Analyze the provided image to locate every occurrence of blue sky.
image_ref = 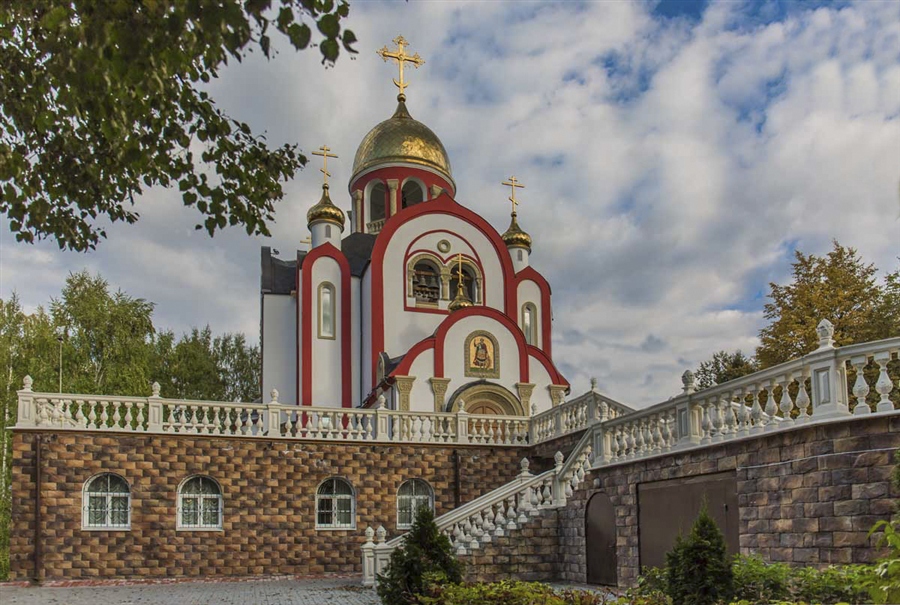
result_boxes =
[1,0,898,405]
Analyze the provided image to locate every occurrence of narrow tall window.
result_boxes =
[397,479,434,529]
[369,183,387,222]
[317,478,355,529]
[522,303,537,346]
[83,473,131,530]
[401,181,425,208]
[178,476,223,530]
[319,283,335,339]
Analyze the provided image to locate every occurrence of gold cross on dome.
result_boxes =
[501,176,525,214]
[311,145,338,186]
[377,35,425,99]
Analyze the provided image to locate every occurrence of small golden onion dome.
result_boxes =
[306,184,346,231]
[352,98,454,188]
[448,287,474,313]
[501,213,532,252]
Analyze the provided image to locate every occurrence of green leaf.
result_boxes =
[320,39,339,63]
[317,14,340,38]
[287,23,311,50]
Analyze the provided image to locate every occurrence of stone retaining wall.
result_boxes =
[9,432,522,581]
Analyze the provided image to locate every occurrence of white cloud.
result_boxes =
[2,0,898,407]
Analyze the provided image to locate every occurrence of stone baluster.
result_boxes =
[494,501,507,537]
[873,352,895,413]
[850,357,871,415]
[778,375,795,426]
[749,384,763,434]
[764,381,778,431]
[505,496,518,531]
[711,400,724,443]
[735,388,749,436]
[795,372,811,421]
[700,403,711,445]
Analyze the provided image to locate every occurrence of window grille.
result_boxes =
[316,478,355,529]
[397,479,434,529]
[178,476,223,530]
[83,474,131,530]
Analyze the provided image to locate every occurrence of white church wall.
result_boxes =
[381,215,507,358]
[406,350,435,413]
[351,276,361,406]
[516,280,543,348]
[262,294,297,405]
[311,256,343,407]
[442,315,520,394]
[362,270,372,396]
[527,356,554,414]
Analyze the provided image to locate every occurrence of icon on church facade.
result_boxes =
[464,331,500,378]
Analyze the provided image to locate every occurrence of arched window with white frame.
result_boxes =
[177,475,223,530]
[316,477,355,529]
[83,473,131,530]
[368,182,387,224]
[450,263,479,304]
[318,282,336,339]
[401,179,425,208]
[397,479,434,529]
[522,302,538,346]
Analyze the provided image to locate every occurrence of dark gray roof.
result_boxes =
[260,246,299,295]
[260,233,376,294]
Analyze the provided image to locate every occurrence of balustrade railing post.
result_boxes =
[375,395,390,441]
[551,451,566,507]
[361,527,376,586]
[805,319,851,419]
[456,401,469,444]
[16,376,36,427]
[265,389,283,438]
[147,381,163,433]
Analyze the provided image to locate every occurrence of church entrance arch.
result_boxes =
[447,381,524,416]
[586,492,617,586]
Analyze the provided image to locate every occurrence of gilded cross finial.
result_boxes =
[501,176,525,215]
[311,145,338,186]
[377,35,425,100]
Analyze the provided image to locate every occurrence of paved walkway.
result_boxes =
[0,577,381,605]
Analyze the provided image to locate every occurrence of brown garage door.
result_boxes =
[637,471,738,570]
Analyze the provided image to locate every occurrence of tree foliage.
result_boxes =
[377,506,464,605]
[695,350,758,389]
[757,241,891,367]
[0,270,260,579]
[0,0,357,252]
[665,505,733,605]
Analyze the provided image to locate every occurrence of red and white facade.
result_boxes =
[261,99,569,417]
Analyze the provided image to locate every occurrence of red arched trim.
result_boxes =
[391,338,436,377]
[349,166,455,211]
[515,267,553,357]
[433,306,529,382]
[526,345,569,388]
[370,193,518,389]
[301,243,352,408]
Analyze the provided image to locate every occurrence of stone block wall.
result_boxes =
[9,432,522,581]
[462,512,560,583]
[558,414,899,587]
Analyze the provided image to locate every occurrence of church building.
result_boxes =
[260,36,569,418]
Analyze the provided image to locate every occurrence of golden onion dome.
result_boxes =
[306,184,345,231]
[352,98,454,188]
[501,213,532,252]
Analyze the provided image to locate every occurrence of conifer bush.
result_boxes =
[377,506,463,605]
[665,505,733,605]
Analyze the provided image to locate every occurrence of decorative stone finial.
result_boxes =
[375,525,387,544]
[682,370,696,394]
[554,451,564,468]
[376,395,386,409]
[22,375,33,391]
[457,398,466,413]
[151,381,161,397]
[365,526,375,543]
[270,388,279,403]
[531,403,537,417]
[816,319,835,349]
[590,377,598,391]
[519,457,531,476]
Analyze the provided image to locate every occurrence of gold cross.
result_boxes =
[311,145,338,186]
[456,253,464,282]
[377,35,425,99]
[501,176,525,214]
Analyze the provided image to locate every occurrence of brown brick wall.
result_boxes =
[462,512,560,583]
[558,414,900,587]
[9,432,522,581]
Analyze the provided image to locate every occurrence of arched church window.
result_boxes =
[412,261,440,304]
[450,265,478,304]
[401,180,425,208]
[522,303,538,346]
[368,183,387,223]
[397,479,434,529]
[316,478,355,529]
[318,283,336,339]
[83,473,131,530]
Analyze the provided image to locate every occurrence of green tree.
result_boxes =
[757,241,889,367]
[666,505,734,605]
[0,1,357,252]
[377,506,463,605]
[214,332,261,402]
[695,350,758,390]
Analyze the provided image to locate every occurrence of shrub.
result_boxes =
[376,506,463,605]
[790,564,870,604]
[856,520,900,604]
[731,555,791,604]
[665,504,733,605]
[421,581,612,605]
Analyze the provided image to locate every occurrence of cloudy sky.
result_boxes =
[1,0,898,407]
